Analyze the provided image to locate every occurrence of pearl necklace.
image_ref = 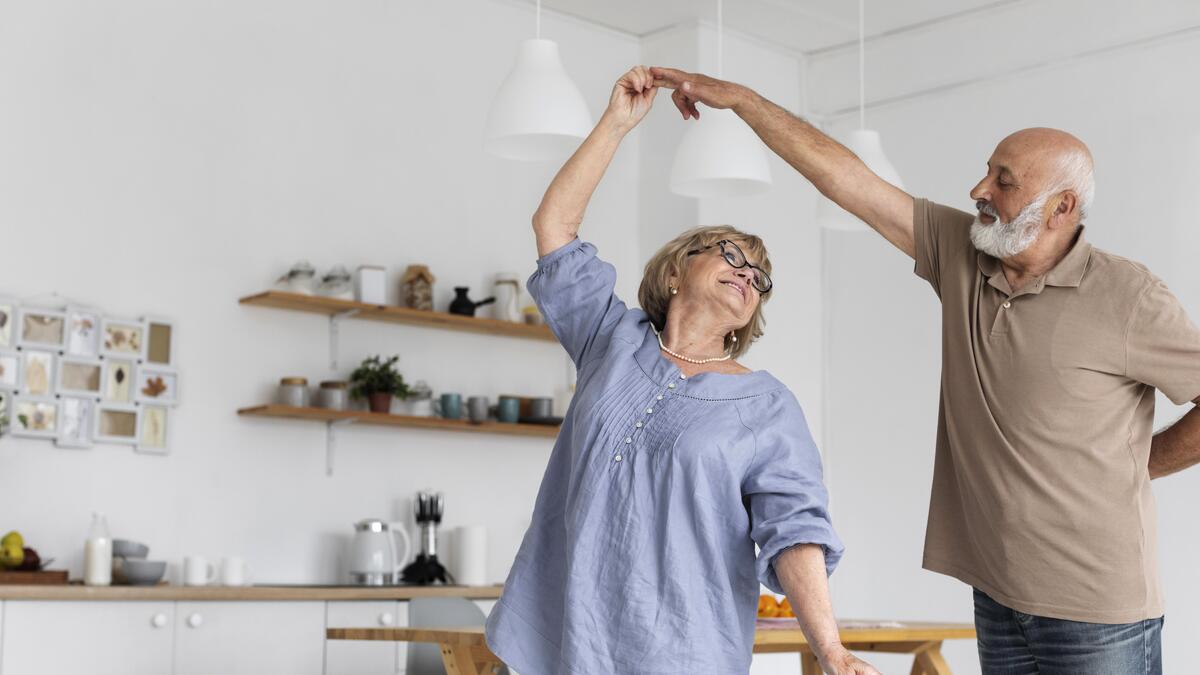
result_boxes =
[653,326,732,365]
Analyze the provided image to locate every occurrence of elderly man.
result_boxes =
[650,67,1200,674]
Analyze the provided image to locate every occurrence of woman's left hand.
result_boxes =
[603,66,658,133]
[819,646,883,675]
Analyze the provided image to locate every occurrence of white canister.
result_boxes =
[452,525,487,587]
[493,273,521,323]
[356,266,387,305]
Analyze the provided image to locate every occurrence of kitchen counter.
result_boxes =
[0,583,503,601]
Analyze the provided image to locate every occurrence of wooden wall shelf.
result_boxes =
[238,405,561,439]
[239,291,556,342]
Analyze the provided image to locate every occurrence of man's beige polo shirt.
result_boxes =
[913,198,1200,623]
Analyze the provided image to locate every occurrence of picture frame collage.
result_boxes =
[0,299,177,454]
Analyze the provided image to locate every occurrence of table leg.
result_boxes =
[800,649,821,675]
[915,642,952,675]
[440,643,484,675]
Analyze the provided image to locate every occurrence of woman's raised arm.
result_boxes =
[533,66,658,257]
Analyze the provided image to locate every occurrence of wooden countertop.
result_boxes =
[0,584,503,601]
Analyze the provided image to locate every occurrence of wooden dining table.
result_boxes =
[326,620,976,674]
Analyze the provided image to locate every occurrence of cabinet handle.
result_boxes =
[378,612,394,626]
[151,613,168,628]
[187,613,204,628]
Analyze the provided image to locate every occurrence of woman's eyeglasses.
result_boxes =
[686,240,773,294]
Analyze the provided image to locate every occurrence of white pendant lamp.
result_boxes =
[818,0,904,231]
[484,0,592,161]
[669,0,772,198]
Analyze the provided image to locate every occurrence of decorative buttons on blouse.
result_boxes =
[646,408,653,414]
[624,437,632,444]
[1003,301,1012,309]
[656,395,664,401]
[614,455,622,462]
[668,383,675,389]
[635,422,643,428]
[679,374,687,379]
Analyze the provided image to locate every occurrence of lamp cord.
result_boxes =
[858,0,865,130]
[717,0,724,78]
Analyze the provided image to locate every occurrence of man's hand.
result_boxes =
[649,66,753,119]
[819,646,883,675]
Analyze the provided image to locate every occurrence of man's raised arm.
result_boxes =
[651,67,916,259]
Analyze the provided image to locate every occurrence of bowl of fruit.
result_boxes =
[757,594,797,626]
[0,531,61,583]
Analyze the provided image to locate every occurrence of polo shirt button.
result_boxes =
[1003,301,1012,309]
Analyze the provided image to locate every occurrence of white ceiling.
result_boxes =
[542,0,1017,53]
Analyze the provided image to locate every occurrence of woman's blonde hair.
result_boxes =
[638,225,771,359]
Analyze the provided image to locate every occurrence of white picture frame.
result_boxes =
[57,357,104,398]
[0,350,22,390]
[142,316,175,367]
[21,350,56,397]
[101,358,136,403]
[94,403,140,445]
[135,365,178,406]
[137,405,170,454]
[65,306,103,358]
[16,307,67,351]
[57,396,96,449]
[11,396,60,439]
[0,390,11,435]
[0,299,16,349]
[100,317,147,361]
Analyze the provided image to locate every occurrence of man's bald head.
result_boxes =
[993,127,1095,222]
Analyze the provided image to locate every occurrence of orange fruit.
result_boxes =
[757,594,779,618]
[777,598,795,618]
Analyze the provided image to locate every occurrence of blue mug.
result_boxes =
[496,396,520,423]
[438,393,463,420]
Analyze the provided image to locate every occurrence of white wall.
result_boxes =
[0,0,641,585]
[817,25,1200,675]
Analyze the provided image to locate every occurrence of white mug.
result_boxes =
[220,556,252,587]
[183,555,216,586]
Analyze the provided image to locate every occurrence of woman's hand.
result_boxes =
[602,66,658,133]
[818,645,882,675]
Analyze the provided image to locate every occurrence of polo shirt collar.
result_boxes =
[975,226,1093,294]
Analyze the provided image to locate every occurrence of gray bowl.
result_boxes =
[113,539,149,559]
[122,559,167,586]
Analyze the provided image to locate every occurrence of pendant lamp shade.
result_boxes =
[669,108,772,198]
[817,129,904,231]
[484,39,592,162]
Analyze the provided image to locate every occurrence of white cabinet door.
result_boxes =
[325,601,403,675]
[1,601,174,675]
[174,601,325,675]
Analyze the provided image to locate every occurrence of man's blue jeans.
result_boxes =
[974,588,1163,674]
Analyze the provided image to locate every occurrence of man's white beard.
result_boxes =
[970,194,1048,259]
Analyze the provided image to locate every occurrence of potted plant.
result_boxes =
[349,355,410,414]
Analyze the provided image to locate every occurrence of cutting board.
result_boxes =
[0,570,69,585]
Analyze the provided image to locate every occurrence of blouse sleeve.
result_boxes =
[740,396,844,594]
[527,238,629,368]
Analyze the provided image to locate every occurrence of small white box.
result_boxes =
[355,266,387,305]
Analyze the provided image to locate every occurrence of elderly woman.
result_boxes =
[485,67,877,675]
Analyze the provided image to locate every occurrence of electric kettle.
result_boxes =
[349,519,412,586]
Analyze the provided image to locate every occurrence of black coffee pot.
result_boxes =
[448,287,495,317]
